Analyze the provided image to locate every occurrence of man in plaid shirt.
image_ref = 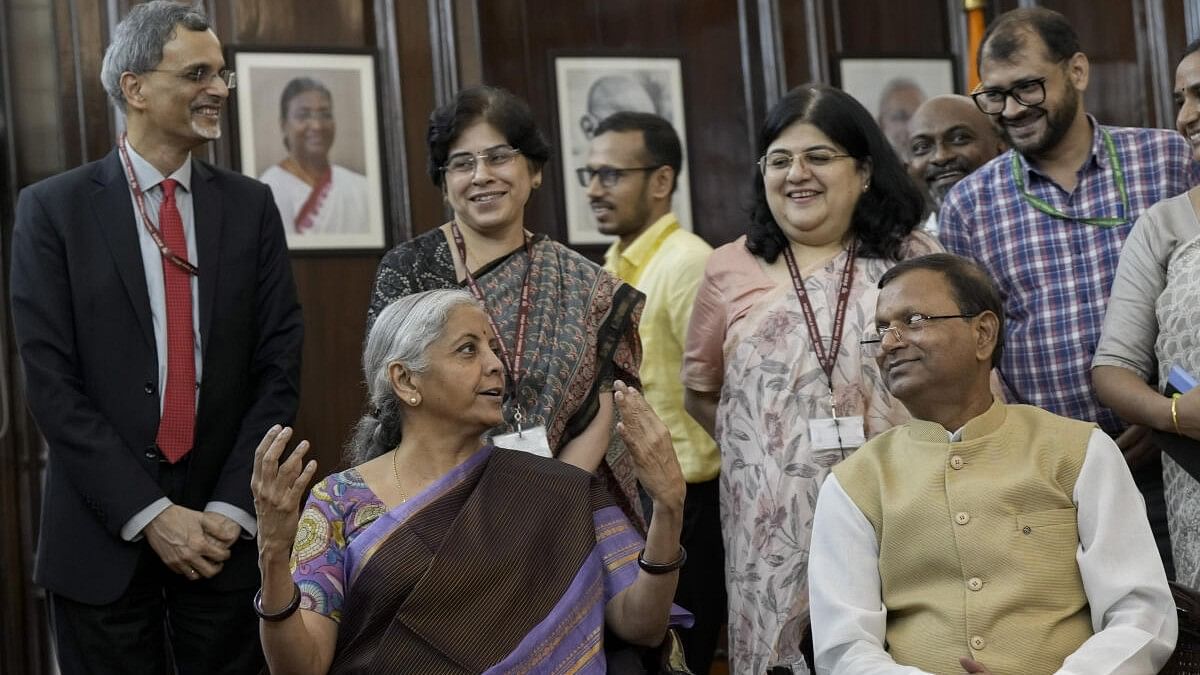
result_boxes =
[940,7,1199,573]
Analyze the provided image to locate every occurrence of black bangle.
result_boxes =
[637,546,687,574]
[254,583,301,622]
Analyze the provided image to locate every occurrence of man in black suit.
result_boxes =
[10,2,303,673]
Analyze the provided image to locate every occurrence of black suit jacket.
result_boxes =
[10,150,304,604]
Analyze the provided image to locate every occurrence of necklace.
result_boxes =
[390,450,409,503]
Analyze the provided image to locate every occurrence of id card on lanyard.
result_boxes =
[450,222,552,458]
[781,241,865,453]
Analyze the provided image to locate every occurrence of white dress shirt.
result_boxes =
[809,428,1176,674]
[118,142,256,541]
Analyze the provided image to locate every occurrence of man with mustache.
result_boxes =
[907,95,1006,236]
[582,112,722,674]
[808,253,1175,675]
[938,7,1198,574]
[10,2,302,673]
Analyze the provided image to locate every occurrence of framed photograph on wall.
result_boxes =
[551,53,692,246]
[835,56,958,158]
[232,49,386,251]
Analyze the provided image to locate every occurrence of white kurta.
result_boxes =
[808,428,1176,675]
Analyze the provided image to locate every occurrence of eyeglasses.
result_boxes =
[758,150,853,175]
[442,146,522,175]
[971,78,1047,115]
[575,165,661,188]
[148,67,237,89]
[859,312,980,358]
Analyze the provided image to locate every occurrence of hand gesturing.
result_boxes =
[250,425,318,557]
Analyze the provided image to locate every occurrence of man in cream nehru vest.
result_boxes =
[808,253,1175,674]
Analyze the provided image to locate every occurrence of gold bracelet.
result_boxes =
[1172,394,1182,435]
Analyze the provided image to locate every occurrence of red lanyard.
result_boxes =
[450,222,536,395]
[117,134,199,276]
[781,240,857,387]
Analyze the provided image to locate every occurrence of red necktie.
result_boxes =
[155,179,196,463]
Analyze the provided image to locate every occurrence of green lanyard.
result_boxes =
[1011,128,1129,228]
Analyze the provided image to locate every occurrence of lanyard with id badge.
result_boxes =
[451,222,553,458]
[781,240,865,454]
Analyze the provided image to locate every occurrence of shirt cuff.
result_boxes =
[204,501,258,538]
[120,497,173,542]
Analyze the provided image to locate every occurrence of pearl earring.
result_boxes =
[410,397,418,405]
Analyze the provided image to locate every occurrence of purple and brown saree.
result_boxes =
[292,446,670,673]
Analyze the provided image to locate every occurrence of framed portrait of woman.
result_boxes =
[231,49,387,251]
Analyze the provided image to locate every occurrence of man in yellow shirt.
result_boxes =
[581,111,722,673]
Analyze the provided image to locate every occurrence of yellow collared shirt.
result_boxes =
[604,213,719,482]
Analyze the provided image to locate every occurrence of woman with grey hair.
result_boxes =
[251,289,692,673]
[259,77,370,236]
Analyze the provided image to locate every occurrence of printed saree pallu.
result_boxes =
[328,447,651,674]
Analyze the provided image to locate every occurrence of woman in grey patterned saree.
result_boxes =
[1092,41,1200,591]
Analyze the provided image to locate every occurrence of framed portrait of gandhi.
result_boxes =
[551,53,693,246]
[231,49,386,251]
[835,56,958,160]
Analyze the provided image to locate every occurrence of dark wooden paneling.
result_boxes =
[224,1,380,473]
[475,0,756,249]
[232,0,367,46]
[52,0,111,166]
[830,0,951,56]
[394,0,444,236]
[290,257,376,472]
[1165,0,1190,72]
[780,1,814,86]
[1041,0,1147,127]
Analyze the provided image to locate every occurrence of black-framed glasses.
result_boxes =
[757,150,853,175]
[442,146,522,175]
[148,67,237,89]
[576,165,661,188]
[971,78,1047,115]
[859,312,980,357]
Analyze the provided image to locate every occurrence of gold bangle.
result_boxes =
[1172,394,1182,435]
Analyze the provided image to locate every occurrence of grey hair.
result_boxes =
[100,1,210,113]
[346,289,481,465]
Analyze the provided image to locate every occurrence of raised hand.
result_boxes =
[251,425,318,557]
[613,380,685,513]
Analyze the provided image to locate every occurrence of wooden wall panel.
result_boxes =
[779,1,815,86]
[395,0,444,236]
[1040,0,1147,127]
[51,0,112,167]
[829,0,951,56]
[474,0,757,249]
[223,1,381,473]
[231,0,368,46]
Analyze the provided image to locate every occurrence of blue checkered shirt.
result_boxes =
[940,118,1199,435]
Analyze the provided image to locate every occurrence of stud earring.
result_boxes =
[409,397,418,405]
